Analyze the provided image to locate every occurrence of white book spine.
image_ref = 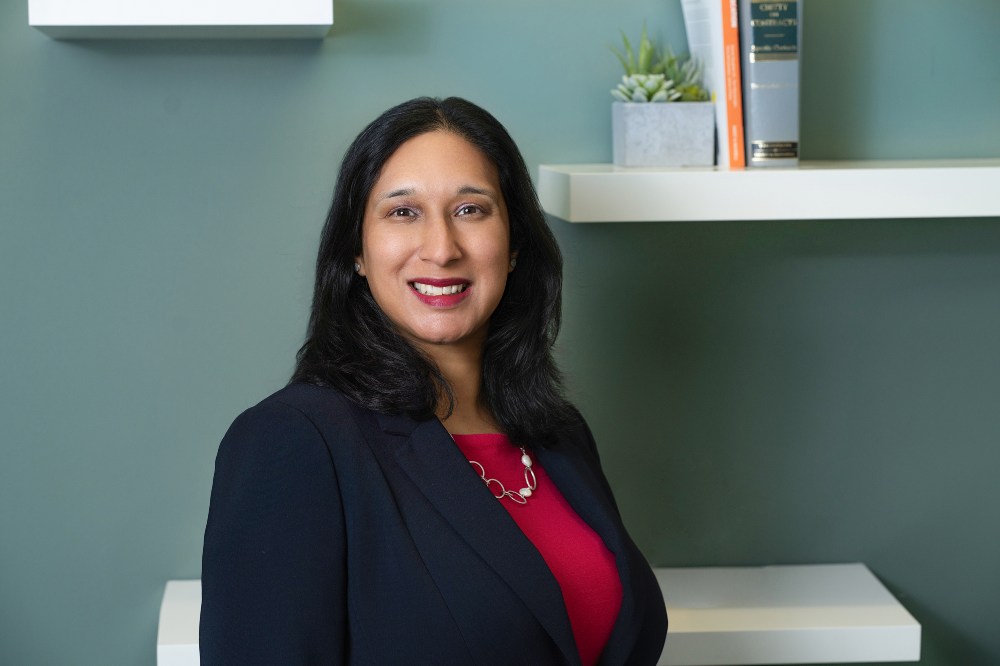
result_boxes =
[681,0,732,168]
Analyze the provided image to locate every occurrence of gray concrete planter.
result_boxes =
[612,101,715,167]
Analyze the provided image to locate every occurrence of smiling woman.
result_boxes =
[356,130,515,361]
[199,97,668,665]
[289,97,573,439]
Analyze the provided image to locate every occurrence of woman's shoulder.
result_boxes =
[238,382,357,421]
[222,382,374,452]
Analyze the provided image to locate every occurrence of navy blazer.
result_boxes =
[201,382,667,665]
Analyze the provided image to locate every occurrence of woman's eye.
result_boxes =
[456,204,482,216]
[389,207,415,218]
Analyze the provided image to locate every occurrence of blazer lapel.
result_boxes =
[537,439,654,666]
[536,443,627,562]
[370,412,581,666]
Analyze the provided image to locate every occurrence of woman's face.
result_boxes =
[356,130,515,356]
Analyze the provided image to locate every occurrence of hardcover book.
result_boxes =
[739,0,802,167]
[681,0,746,169]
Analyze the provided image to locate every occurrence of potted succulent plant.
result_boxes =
[610,26,714,167]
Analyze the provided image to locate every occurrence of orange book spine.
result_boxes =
[721,0,746,168]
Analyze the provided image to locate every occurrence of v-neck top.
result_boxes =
[451,433,623,666]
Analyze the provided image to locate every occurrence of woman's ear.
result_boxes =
[354,257,366,277]
[508,251,519,273]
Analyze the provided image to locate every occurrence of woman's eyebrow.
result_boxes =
[457,185,498,201]
[375,187,414,203]
[375,185,497,203]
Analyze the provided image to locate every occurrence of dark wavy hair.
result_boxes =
[292,96,576,447]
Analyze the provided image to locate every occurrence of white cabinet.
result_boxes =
[157,581,200,666]
[158,564,920,666]
[656,563,920,665]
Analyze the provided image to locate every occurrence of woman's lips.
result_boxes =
[410,279,471,306]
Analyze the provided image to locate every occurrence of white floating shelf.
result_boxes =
[29,0,334,39]
[538,160,1000,222]
[160,563,919,666]
[657,563,920,666]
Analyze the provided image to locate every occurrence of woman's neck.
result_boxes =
[420,338,500,435]
[440,400,500,434]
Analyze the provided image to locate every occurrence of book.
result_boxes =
[739,0,802,167]
[681,0,746,169]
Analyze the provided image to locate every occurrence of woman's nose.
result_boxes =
[419,215,462,265]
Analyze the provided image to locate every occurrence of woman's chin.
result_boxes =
[405,326,486,352]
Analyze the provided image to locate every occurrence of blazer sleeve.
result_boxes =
[200,399,348,665]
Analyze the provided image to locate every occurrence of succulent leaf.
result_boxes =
[609,26,710,103]
[637,24,653,74]
[642,75,664,94]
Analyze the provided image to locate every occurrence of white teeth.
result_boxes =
[412,282,467,296]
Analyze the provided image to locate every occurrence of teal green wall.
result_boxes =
[2,0,998,664]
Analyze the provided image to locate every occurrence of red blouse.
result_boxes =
[451,433,623,666]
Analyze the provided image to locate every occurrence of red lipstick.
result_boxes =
[410,278,471,307]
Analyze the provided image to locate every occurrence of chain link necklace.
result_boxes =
[467,446,537,505]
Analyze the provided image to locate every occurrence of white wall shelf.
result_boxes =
[159,563,919,666]
[656,563,921,666]
[538,159,1000,222]
[29,0,334,39]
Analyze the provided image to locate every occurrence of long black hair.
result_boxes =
[292,97,576,447]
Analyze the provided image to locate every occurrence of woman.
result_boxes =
[200,97,667,665]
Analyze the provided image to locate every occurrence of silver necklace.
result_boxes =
[467,447,537,505]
